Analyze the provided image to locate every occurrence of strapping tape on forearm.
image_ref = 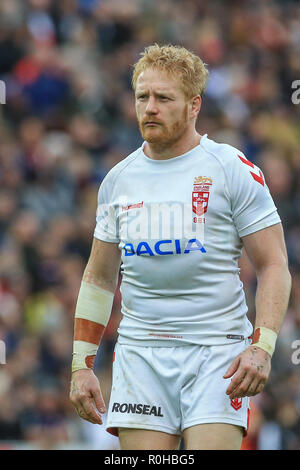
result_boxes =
[72,281,114,373]
[251,327,277,357]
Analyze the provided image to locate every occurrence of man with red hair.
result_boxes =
[69,44,291,450]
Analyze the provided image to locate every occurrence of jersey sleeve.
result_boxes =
[228,150,281,238]
[94,173,120,243]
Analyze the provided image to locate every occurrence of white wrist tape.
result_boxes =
[251,327,277,357]
[72,281,114,373]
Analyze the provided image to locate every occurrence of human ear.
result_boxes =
[190,95,202,118]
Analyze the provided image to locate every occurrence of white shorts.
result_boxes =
[106,339,251,437]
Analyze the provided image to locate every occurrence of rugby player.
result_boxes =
[69,45,291,450]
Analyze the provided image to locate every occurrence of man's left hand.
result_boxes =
[223,345,271,399]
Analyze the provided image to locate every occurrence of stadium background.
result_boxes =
[0,0,299,450]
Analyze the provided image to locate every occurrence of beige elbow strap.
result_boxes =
[72,281,114,373]
[251,327,277,357]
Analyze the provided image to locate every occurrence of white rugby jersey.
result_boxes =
[94,134,281,346]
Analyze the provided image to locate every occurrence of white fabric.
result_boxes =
[106,340,251,436]
[74,281,114,325]
[94,134,281,346]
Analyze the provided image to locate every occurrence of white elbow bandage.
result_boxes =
[251,327,278,357]
[72,281,114,373]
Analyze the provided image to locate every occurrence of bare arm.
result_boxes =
[242,223,291,333]
[83,236,121,291]
[224,223,292,399]
[70,237,121,424]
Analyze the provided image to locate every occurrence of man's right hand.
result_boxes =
[70,369,106,424]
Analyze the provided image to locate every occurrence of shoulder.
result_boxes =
[201,135,263,188]
[100,147,142,189]
[201,134,244,170]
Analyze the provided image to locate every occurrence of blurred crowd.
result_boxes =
[0,0,299,450]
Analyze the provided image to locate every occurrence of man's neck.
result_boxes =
[144,131,202,161]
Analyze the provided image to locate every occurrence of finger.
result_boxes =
[81,396,103,424]
[79,407,102,424]
[76,400,100,423]
[76,405,100,424]
[226,368,245,395]
[70,384,103,424]
[242,377,261,397]
[223,356,241,379]
[226,366,251,396]
[92,389,106,415]
[77,408,92,422]
[249,380,265,396]
[229,373,256,399]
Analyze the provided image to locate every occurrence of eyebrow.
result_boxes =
[135,90,175,98]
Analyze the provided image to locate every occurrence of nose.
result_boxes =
[145,96,158,115]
